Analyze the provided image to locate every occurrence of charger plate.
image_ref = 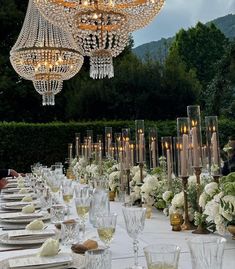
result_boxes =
[0,252,84,269]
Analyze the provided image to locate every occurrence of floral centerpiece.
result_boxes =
[199,172,235,235]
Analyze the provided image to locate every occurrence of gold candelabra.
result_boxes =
[192,167,210,234]
[181,176,194,230]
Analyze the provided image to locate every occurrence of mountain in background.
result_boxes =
[133,13,235,62]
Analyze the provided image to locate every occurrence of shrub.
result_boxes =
[0,119,233,171]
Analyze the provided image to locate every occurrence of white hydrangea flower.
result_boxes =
[169,205,183,216]
[131,166,140,176]
[162,191,173,202]
[133,171,141,183]
[199,192,208,209]
[204,182,218,196]
[171,192,184,208]
[214,192,224,203]
[188,175,197,185]
[204,200,219,222]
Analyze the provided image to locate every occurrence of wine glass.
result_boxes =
[75,196,91,238]
[47,172,62,204]
[96,213,117,248]
[39,187,52,212]
[62,180,74,217]
[122,206,146,269]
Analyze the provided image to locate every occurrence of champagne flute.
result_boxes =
[96,213,117,248]
[122,206,146,269]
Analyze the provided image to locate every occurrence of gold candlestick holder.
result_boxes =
[192,166,210,234]
[139,162,144,183]
[181,176,194,230]
[126,169,131,195]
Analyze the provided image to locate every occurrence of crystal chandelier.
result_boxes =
[34,0,165,79]
[10,0,84,105]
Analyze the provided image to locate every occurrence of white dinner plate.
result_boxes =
[1,194,36,201]
[1,203,40,211]
[2,188,33,194]
[0,252,84,269]
[0,232,56,246]
[0,213,50,224]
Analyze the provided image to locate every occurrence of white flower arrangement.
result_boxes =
[108,171,121,192]
[200,172,235,234]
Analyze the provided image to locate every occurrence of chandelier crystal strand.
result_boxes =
[10,0,84,105]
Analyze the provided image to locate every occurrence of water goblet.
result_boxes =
[96,213,117,248]
[85,248,111,269]
[61,221,79,246]
[188,236,226,269]
[144,244,181,269]
[122,206,146,269]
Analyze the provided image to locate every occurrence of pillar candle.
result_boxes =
[130,145,134,167]
[211,132,219,166]
[151,140,157,168]
[167,149,171,181]
[125,141,130,169]
[85,145,88,161]
[181,134,188,176]
[75,137,79,157]
[139,133,144,163]
[107,136,111,157]
[192,127,200,167]
[88,138,92,158]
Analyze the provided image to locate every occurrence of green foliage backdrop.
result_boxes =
[0,120,234,172]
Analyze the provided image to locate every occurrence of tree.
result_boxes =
[205,41,235,118]
[161,50,202,119]
[169,22,229,87]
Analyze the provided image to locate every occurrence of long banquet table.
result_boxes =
[0,201,234,268]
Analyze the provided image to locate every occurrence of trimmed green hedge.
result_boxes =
[0,119,234,172]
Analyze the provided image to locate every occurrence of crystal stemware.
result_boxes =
[188,236,226,269]
[122,206,146,269]
[96,213,117,248]
[62,180,74,217]
[75,196,91,238]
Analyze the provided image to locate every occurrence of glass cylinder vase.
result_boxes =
[205,116,221,175]
[187,105,202,168]
[135,120,145,164]
[149,128,158,169]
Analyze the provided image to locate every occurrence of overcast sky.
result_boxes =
[133,0,235,47]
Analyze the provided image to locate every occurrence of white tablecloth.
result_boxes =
[0,202,234,269]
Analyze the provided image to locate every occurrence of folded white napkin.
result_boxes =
[22,204,35,214]
[26,219,44,230]
[21,195,33,202]
[39,238,60,257]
